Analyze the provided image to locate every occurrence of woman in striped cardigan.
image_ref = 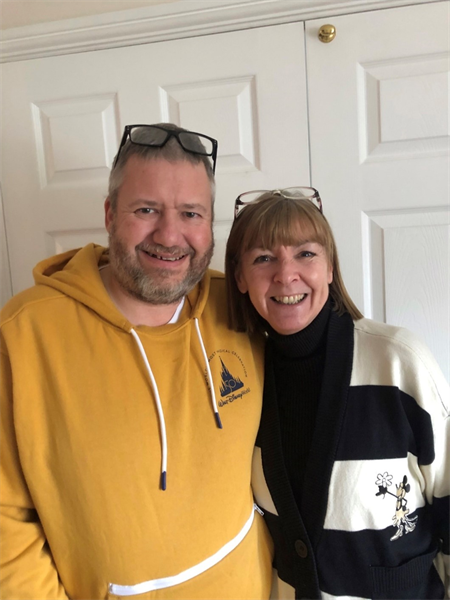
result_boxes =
[225,188,449,600]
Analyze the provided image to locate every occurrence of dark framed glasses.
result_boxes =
[113,124,218,173]
[234,187,323,218]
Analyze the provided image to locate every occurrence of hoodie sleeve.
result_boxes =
[0,341,69,599]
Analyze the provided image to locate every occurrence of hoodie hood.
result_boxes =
[32,243,212,332]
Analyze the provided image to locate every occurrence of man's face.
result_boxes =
[105,156,214,305]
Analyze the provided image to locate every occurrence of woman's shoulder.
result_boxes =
[353,317,424,349]
[350,317,448,412]
[353,317,436,357]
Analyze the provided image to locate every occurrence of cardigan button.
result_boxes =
[295,539,308,558]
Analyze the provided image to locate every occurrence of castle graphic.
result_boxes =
[219,357,244,397]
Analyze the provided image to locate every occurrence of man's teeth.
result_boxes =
[151,253,183,261]
[273,294,306,305]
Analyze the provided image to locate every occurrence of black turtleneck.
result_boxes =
[265,298,332,508]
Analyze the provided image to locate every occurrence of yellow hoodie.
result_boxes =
[0,244,273,600]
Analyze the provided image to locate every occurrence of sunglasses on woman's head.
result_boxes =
[234,187,323,219]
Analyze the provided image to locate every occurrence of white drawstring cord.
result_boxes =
[130,329,167,490]
[130,320,221,491]
[194,318,222,429]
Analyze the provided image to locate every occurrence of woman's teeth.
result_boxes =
[272,294,306,305]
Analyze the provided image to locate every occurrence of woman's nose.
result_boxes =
[274,260,300,285]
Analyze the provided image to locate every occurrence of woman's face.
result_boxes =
[236,242,333,335]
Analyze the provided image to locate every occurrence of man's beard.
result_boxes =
[108,223,214,305]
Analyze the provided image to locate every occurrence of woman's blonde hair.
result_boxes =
[225,193,363,333]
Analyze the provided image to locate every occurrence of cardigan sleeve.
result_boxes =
[397,330,449,597]
[433,416,450,600]
[400,331,449,598]
[354,319,449,597]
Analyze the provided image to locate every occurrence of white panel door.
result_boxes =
[306,2,449,379]
[1,22,309,299]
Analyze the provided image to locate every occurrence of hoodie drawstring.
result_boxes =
[130,329,167,491]
[194,318,223,430]
[130,322,221,491]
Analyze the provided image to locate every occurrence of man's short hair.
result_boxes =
[108,123,216,212]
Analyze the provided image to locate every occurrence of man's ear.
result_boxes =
[235,270,248,294]
[105,198,113,234]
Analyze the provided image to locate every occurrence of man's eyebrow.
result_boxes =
[180,203,209,214]
[126,200,210,214]
[127,199,159,208]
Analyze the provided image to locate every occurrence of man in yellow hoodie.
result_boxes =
[0,124,273,599]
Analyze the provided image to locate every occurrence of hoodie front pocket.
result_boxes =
[370,548,443,599]
[107,593,153,600]
[106,504,257,598]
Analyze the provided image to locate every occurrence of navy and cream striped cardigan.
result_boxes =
[252,311,449,600]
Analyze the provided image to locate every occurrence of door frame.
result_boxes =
[0,0,440,63]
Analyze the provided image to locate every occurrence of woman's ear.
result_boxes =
[327,260,333,285]
[235,269,248,294]
[328,264,333,285]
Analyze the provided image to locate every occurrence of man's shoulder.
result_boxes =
[198,270,246,337]
[1,285,63,327]
[205,269,226,296]
[207,268,225,282]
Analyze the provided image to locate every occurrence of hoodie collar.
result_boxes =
[33,243,211,332]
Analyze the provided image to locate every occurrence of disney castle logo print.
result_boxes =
[206,349,251,407]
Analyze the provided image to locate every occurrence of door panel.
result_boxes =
[306,2,449,379]
[1,22,309,298]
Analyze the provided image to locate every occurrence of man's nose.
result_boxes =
[152,213,184,247]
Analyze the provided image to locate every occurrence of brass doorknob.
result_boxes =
[318,24,336,43]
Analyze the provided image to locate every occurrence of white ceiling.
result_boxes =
[0,0,178,30]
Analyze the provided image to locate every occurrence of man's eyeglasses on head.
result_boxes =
[234,187,323,219]
[112,124,218,173]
